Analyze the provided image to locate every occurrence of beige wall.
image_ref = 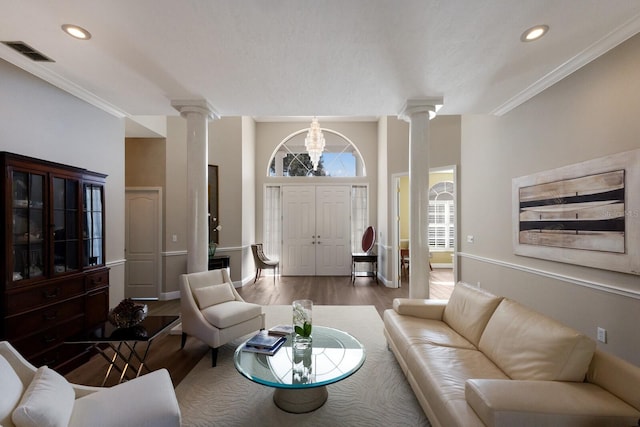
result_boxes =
[163,117,188,296]
[125,138,166,187]
[459,34,640,366]
[0,58,126,307]
[209,117,246,282]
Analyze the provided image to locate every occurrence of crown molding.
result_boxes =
[0,47,129,118]
[491,13,640,116]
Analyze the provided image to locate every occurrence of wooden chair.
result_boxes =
[251,243,279,284]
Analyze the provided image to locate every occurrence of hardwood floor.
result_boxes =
[64,270,454,387]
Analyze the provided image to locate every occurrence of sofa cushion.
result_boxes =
[0,355,24,427]
[442,282,503,347]
[69,369,181,427]
[11,366,74,427]
[192,283,235,309]
[478,299,596,381]
[406,344,509,427]
[201,300,262,329]
[384,309,477,362]
[466,379,640,427]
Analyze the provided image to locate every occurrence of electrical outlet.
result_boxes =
[172,234,178,242]
[467,235,474,243]
[597,327,607,343]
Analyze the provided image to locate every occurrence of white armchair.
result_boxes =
[0,341,180,427]
[179,268,265,367]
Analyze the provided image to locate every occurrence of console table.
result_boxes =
[351,252,378,284]
[208,255,230,270]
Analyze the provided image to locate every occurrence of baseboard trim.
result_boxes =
[458,252,640,300]
[160,290,181,301]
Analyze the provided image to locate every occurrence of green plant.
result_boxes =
[295,322,312,338]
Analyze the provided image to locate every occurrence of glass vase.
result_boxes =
[292,299,312,350]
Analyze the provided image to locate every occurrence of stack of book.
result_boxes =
[242,330,286,355]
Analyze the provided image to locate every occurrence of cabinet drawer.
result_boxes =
[11,316,84,359]
[30,342,88,369]
[6,277,85,315]
[85,269,109,291]
[5,297,84,338]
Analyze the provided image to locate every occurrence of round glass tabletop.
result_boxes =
[234,326,366,390]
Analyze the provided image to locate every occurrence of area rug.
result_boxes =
[175,305,430,426]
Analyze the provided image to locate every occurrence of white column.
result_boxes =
[171,100,219,273]
[399,97,443,299]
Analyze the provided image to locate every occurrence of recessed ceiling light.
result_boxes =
[61,24,92,40]
[521,25,549,42]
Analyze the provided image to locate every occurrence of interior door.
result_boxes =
[125,188,161,299]
[282,185,350,275]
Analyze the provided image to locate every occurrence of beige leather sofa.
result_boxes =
[383,282,640,427]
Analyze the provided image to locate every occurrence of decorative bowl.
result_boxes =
[108,299,148,329]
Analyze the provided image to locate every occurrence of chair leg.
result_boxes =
[181,332,187,349]
[211,347,219,367]
[254,268,261,284]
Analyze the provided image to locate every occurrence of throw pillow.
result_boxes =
[0,354,24,427]
[12,366,75,427]
[193,283,235,309]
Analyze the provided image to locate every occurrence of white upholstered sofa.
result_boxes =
[0,341,180,427]
[383,282,640,427]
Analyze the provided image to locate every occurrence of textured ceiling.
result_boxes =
[1,0,640,119]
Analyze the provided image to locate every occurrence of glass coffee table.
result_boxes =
[234,326,366,413]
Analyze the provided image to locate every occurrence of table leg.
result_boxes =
[93,340,154,385]
[273,386,328,413]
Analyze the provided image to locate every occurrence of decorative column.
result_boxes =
[171,99,219,273]
[399,97,443,299]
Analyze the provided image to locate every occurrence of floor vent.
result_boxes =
[1,41,54,62]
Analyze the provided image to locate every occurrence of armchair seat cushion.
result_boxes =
[201,300,262,329]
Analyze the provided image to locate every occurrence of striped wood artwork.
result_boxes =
[518,170,625,253]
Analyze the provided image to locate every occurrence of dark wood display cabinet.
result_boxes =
[0,152,109,372]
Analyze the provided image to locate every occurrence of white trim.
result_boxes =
[159,290,181,301]
[458,252,640,300]
[491,13,640,116]
[162,250,188,257]
[106,259,126,267]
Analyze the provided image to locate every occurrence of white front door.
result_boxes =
[282,185,351,275]
[315,186,351,275]
[125,188,161,299]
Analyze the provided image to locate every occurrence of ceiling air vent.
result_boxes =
[1,41,54,62]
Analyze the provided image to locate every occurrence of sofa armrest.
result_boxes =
[392,298,447,320]
[465,379,640,427]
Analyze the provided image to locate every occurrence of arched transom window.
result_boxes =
[268,128,366,177]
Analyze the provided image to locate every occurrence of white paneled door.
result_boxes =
[125,188,161,299]
[282,185,351,276]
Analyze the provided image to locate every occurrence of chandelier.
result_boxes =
[305,117,325,171]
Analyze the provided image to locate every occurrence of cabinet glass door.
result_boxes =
[11,171,45,281]
[83,184,104,266]
[52,176,80,274]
